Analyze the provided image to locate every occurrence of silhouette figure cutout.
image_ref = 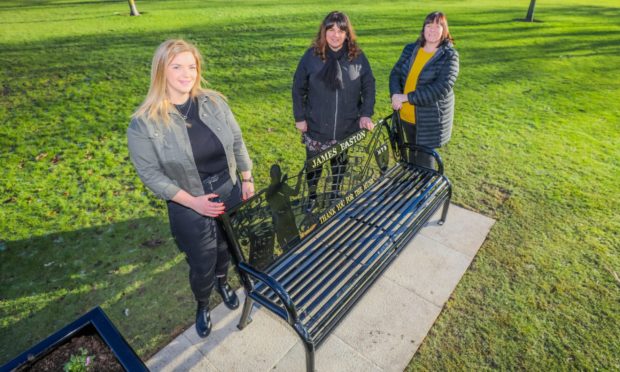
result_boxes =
[266,164,302,252]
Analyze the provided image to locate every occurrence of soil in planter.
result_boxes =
[17,333,124,371]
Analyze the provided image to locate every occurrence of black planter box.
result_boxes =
[1,306,147,371]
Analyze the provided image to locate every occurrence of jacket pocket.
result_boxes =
[147,132,168,161]
[306,106,321,127]
[155,128,184,165]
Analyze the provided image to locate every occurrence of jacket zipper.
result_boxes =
[333,89,339,139]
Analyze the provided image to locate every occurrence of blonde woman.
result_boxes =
[127,39,254,338]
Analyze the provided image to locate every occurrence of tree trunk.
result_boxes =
[128,0,140,16]
[525,0,536,22]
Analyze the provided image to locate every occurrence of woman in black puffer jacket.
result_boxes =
[389,11,459,168]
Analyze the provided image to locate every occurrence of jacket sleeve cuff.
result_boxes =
[237,159,253,173]
[162,183,181,201]
[407,91,416,105]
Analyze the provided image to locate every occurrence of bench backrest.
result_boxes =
[220,119,396,272]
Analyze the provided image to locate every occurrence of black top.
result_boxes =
[175,97,228,180]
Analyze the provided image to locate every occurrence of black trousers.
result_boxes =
[167,179,241,304]
[401,121,436,169]
[305,147,349,201]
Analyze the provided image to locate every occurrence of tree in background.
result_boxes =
[525,0,536,22]
[128,0,140,16]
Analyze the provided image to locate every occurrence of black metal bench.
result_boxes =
[219,115,452,371]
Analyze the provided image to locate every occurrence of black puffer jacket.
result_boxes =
[389,41,459,148]
[293,47,375,142]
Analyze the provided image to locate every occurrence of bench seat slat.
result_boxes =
[303,230,393,321]
[258,221,388,320]
[305,190,449,341]
[306,239,395,337]
[294,222,389,310]
[364,176,446,236]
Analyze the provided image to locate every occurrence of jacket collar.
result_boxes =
[407,41,449,69]
[167,94,212,114]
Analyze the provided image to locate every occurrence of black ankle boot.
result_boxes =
[195,302,212,338]
[216,278,239,310]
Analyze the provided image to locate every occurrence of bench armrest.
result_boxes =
[380,112,445,174]
[402,144,445,174]
[237,262,300,325]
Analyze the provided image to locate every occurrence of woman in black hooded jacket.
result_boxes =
[292,11,375,209]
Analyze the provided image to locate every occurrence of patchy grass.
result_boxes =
[0,0,619,369]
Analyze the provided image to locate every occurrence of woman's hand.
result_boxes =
[295,120,308,133]
[191,194,226,217]
[391,94,408,110]
[171,189,224,217]
[359,116,374,131]
[241,180,255,201]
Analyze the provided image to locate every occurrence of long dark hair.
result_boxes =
[311,11,362,61]
[417,11,454,47]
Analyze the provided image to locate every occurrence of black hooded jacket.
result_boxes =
[292,47,375,142]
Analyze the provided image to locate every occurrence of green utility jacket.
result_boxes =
[127,93,252,200]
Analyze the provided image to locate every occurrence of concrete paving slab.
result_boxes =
[332,278,441,372]
[272,335,381,372]
[147,333,219,372]
[184,291,299,372]
[385,234,473,307]
[421,204,495,258]
[182,289,248,346]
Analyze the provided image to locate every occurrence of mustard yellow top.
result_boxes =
[400,48,436,124]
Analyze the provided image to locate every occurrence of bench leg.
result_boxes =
[302,340,316,372]
[439,198,450,225]
[237,296,254,330]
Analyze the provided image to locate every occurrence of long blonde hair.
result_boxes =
[133,39,223,123]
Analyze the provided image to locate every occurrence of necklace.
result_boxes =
[175,98,192,120]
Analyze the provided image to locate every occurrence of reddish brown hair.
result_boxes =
[311,11,362,61]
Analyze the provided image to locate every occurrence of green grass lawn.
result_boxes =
[1,0,619,369]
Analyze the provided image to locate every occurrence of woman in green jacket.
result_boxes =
[127,39,254,339]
